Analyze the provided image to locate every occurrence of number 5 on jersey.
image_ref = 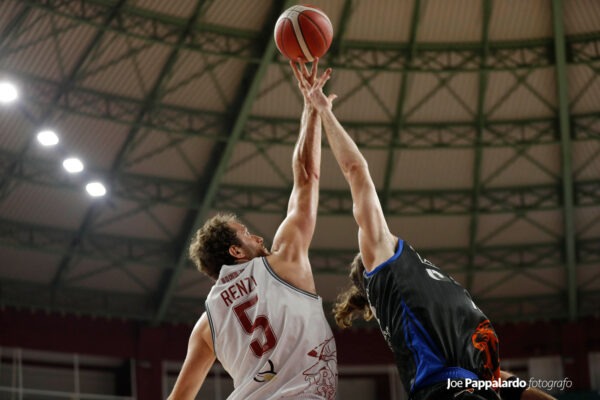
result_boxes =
[233,296,278,357]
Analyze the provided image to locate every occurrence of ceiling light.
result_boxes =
[36,130,59,146]
[63,157,84,173]
[0,81,18,103]
[86,181,106,197]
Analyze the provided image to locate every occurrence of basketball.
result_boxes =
[274,5,333,62]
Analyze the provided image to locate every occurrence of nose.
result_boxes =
[255,235,263,244]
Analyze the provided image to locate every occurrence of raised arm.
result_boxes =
[298,68,396,271]
[267,61,323,293]
[167,313,216,400]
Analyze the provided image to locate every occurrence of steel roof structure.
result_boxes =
[0,0,599,325]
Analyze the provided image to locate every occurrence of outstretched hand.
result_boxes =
[290,58,337,112]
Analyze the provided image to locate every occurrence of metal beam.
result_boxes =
[51,0,208,289]
[328,0,354,59]
[17,0,600,73]
[6,67,600,149]
[3,216,599,275]
[0,217,175,270]
[552,0,578,321]
[0,2,33,52]
[4,149,600,216]
[152,0,293,324]
[381,0,421,212]
[466,0,492,292]
[0,0,128,201]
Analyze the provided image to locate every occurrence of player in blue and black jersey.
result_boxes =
[291,60,555,400]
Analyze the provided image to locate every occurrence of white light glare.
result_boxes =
[0,81,18,103]
[63,157,84,173]
[36,130,59,146]
[86,181,107,197]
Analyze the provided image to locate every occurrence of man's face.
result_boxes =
[229,222,270,261]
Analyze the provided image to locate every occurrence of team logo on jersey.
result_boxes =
[303,337,337,400]
[253,359,277,382]
[426,268,450,282]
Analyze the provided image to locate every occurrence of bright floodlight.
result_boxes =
[0,81,18,103]
[36,130,59,146]
[86,181,106,197]
[62,157,84,173]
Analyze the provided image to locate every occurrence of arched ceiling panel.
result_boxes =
[472,268,564,298]
[575,208,600,238]
[221,141,293,187]
[161,52,245,111]
[392,148,474,189]
[131,0,200,19]
[480,144,561,187]
[573,140,600,181]
[0,109,33,152]
[419,0,482,42]
[202,0,276,30]
[568,65,600,114]
[0,182,89,229]
[489,0,552,40]
[48,114,130,170]
[0,0,597,324]
[476,210,563,246]
[93,198,187,240]
[174,268,213,298]
[79,37,172,98]
[64,258,163,294]
[343,0,415,42]
[405,72,478,122]
[387,214,471,249]
[485,68,557,120]
[564,0,600,35]
[251,63,304,118]
[327,68,404,121]
[123,130,217,180]
[0,248,59,283]
[0,7,97,81]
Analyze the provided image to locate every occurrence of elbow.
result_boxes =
[341,159,368,181]
[293,159,321,185]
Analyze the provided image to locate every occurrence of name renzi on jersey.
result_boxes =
[219,271,258,307]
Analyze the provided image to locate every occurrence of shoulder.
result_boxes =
[264,254,316,295]
[362,235,402,273]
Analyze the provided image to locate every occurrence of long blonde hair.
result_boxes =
[332,253,373,328]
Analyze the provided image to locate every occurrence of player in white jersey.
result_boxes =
[167,60,337,400]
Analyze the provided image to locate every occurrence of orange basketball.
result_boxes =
[274,5,333,62]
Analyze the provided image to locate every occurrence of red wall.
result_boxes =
[2,308,600,398]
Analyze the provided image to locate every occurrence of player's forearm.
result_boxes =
[287,105,321,240]
[319,107,368,177]
[293,105,322,185]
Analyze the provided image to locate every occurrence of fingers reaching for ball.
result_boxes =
[289,58,336,112]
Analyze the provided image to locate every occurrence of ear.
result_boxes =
[229,245,244,260]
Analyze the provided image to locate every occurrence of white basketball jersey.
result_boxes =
[205,257,337,400]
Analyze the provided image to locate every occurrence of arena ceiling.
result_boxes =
[0,0,599,325]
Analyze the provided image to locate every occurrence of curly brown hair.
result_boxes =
[332,253,373,328]
[189,213,241,280]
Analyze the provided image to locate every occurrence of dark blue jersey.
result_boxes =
[363,239,499,395]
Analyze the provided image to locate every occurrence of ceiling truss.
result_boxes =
[0,0,598,324]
